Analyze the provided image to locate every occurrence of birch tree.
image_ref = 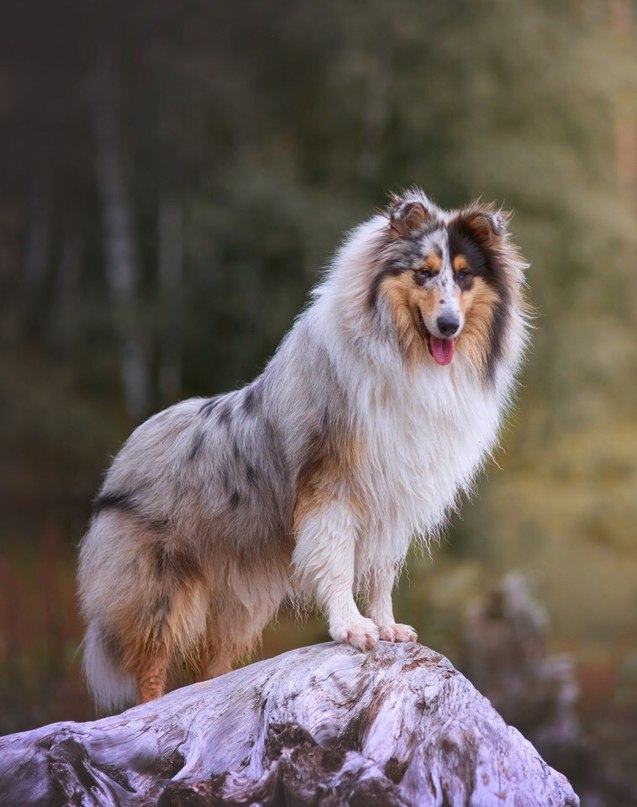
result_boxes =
[92,41,150,421]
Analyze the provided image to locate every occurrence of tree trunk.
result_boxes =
[92,42,150,422]
[158,194,183,405]
[463,573,637,804]
[463,574,580,760]
[24,168,52,293]
[54,227,83,352]
[23,164,53,334]
[0,642,578,806]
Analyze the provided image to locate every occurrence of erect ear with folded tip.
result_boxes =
[389,200,430,238]
[465,209,508,245]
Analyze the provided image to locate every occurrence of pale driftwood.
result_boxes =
[0,642,578,807]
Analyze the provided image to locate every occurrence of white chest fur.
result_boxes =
[352,356,502,575]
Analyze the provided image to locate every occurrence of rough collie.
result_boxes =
[78,188,530,708]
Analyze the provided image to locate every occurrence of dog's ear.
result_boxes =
[462,207,509,246]
[389,198,430,237]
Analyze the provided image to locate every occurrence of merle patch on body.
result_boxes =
[93,491,137,514]
[152,544,202,584]
[263,419,289,489]
[199,397,221,417]
[242,382,262,416]
[246,464,258,487]
[188,430,205,462]
[218,403,233,426]
[93,490,171,533]
[221,468,232,495]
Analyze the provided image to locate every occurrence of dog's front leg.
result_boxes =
[293,501,379,651]
[365,565,417,644]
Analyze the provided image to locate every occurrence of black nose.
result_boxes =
[436,314,460,337]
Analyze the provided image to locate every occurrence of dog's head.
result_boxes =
[370,189,524,380]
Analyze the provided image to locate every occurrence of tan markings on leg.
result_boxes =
[81,512,215,702]
[114,616,173,704]
[293,429,365,532]
[456,277,500,373]
[108,572,208,702]
[137,650,169,703]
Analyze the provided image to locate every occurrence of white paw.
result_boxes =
[377,623,418,643]
[331,617,380,651]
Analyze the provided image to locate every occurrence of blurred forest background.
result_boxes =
[1,0,636,801]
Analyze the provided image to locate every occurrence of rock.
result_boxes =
[0,642,579,806]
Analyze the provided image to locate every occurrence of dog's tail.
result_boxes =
[82,620,136,711]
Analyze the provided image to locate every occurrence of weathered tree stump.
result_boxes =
[463,574,582,767]
[0,642,578,806]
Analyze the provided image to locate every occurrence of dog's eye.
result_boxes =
[417,268,433,281]
[456,270,468,281]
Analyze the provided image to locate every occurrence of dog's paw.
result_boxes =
[331,617,379,651]
[377,623,418,643]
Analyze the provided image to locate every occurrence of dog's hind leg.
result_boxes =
[191,612,234,682]
[193,564,289,682]
[120,572,208,702]
[136,641,171,703]
[133,587,196,703]
[80,512,210,706]
[118,585,202,703]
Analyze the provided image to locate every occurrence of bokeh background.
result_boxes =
[1,0,636,802]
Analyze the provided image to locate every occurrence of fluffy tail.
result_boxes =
[82,621,136,711]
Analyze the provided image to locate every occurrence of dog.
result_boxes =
[78,188,530,708]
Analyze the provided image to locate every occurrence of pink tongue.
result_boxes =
[430,336,455,366]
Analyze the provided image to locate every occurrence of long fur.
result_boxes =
[78,188,530,709]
